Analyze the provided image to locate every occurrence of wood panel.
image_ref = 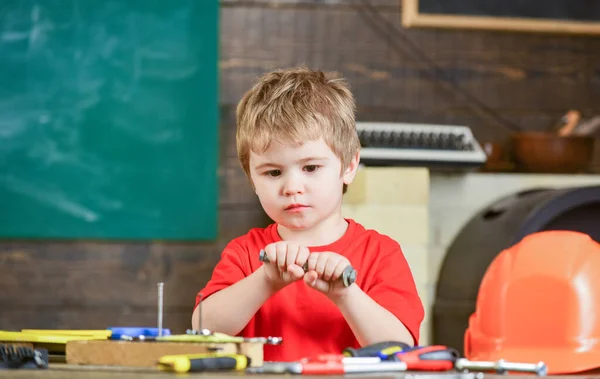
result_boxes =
[1,0,599,333]
[219,1,599,142]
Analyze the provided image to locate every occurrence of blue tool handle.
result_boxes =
[108,327,171,339]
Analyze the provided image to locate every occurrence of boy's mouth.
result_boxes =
[285,204,308,211]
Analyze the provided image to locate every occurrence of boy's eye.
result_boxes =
[304,165,319,172]
[265,170,281,177]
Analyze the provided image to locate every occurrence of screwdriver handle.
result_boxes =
[391,345,459,371]
[258,249,357,287]
[158,353,249,373]
[343,341,411,357]
[188,357,239,372]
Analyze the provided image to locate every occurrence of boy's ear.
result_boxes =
[342,151,361,185]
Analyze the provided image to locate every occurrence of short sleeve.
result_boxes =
[195,240,250,308]
[365,244,425,345]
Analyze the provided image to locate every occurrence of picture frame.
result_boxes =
[401,0,600,36]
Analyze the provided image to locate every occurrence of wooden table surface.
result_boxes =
[0,365,598,379]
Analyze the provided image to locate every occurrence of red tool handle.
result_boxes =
[300,361,345,375]
[395,345,458,371]
[301,353,344,363]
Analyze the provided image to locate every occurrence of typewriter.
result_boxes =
[356,122,487,169]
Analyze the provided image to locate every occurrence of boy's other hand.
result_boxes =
[261,241,310,288]
[304,252,352,298]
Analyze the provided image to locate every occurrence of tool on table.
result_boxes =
[405,373,484,379]
[381,344,459,371]
[186,293,212,337]
[259,249,357,287]
[181,292,282,344]
[456,358,547,376]
[108,327,171,341]
[158,353,250,373]
[343,341,411,357]
[247,354,407,375]
[157,282,164,337]
[245,336,283,345]
[0,344,48,369]
[154,332,282,344]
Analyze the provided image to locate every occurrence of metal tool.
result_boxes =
[182,292,283,345]
[405,373,484,379]
[258,249,357,287]
[247,359,407,375]
[157,282,164,337]
[455,358,547,376]
[245,336,284,345]
[186,293,212,336]
[246,355,399,375]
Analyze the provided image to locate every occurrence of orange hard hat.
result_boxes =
[464,230,600,375]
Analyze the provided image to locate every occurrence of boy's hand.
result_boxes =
[261,241,310,288]
[304,252,353,298]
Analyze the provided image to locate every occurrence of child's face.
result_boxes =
[249,137,358,232]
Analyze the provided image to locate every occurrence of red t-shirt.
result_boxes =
[196,218,424,362]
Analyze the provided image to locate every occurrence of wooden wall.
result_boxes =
[1,0,599,332]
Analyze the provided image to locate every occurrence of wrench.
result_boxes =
[258,249,357,287]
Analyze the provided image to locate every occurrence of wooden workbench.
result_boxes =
[0,365,596,379]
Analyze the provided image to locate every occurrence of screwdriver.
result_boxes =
[157,353,249,373]
[246,354,407,375]
[455,358,547,376]
[259,249,357,287]
[343,341,411,357]
[380,345,459,371]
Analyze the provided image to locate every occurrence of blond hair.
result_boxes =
[236,67,360,193]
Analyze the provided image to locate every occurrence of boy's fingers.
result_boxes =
[323,258,340,281]
[296,246,310,269]
[264,244,277,263]
[287,264,304,280]
[275,243,287,270]
[315,253,328,275]
[332,260,350,282]
[303,270,318,283]
[306,252,319,272]
[305,274,329,293]
[286,243,299,268]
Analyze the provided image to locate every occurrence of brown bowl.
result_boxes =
[511,131,595,173]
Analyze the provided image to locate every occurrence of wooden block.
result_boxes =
[65,340,263,368]
[345,167,429,206]
[342,204,429,244]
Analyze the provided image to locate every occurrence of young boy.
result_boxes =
[192,67,424,362]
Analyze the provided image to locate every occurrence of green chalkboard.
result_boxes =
[0,0,219,240]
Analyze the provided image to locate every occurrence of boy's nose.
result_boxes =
[282,175,304,196]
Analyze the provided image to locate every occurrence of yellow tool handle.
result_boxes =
[158,353,249,373]
[21,329,112,338]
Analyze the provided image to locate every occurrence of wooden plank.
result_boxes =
[219,5,595,117]
[66,340,263,368]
